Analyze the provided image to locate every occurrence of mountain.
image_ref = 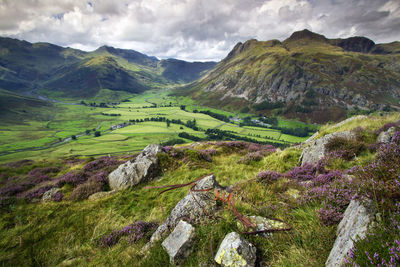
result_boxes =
[180,29,400,123]
[0,37,217,98]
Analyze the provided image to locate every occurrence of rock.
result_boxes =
[300,130,356,165]
[377,126,396,143]
[88,190,117,201]
[162,220,196,265]
[325,199,376,267]
[148,174,221,245]
[108,144,162,190]
[42,188,61,202]
[237,215,288,237]
[214,232,257,267]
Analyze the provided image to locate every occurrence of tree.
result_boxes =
[85,129,91,135]
[94,131,101,137]
[180,105,186,111]
[71,135,77,140]
[166,120,171,127]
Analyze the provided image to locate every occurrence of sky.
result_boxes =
[0,0,399,62]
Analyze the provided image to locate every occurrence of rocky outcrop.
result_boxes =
[161,220,196,265]
[214,232,257,267]
[325,199,376,267]
[108,144,162,190]
[236,215,289,237]
[148,174,221,245]
[42,188,61,202]
[88,190,117,201]
[300,130,356,165]
[377,126,396,143]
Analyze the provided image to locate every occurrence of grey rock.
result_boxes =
[377,126,396,143]
[162,220,196,265]
[88,190,117,201]
[42,188,61,202]
[300,130,356,165]
[149,174,221,244]
[214,232,257,267]
[108,144,162,190]
[325,199,376,267]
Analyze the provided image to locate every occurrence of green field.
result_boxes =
[0,90,318,163]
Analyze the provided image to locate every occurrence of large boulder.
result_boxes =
[377,126,396,143]
[149,174,221,244]
[325,199,376,267]
[108,144,162,190]
[161,220,196,265]
[214,232,257,267]
[300,130,356,165]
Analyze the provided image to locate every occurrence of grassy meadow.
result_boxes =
[0,89,317,164]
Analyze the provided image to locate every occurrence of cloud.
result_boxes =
[0,0,399,61]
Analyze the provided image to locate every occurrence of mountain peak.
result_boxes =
[284,29,328,43]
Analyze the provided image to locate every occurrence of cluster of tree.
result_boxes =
[101,112,121,116]
[193,110,230,122]
[259,117,278,125]
[295,105,312,113]
[160,138,186,146]
[80,101,109,108]
[178,132,203,141]
[132,117,199,131]
[205,128,287,148]
[278,127,310,137]
[253,101,285,111]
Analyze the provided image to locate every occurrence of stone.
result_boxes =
[42,188,61,202]
[88,190,117,201]
[325,199,376,267]
[237,215,288,237]
[108,144,162,190]
[377,126,396,143]
[300,130,356,165]
[148,174,221,245]
[162,220,196,265]
[214,232,256,267]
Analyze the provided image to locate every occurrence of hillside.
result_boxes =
[180,29,400,123]
[1,113,399,266]
[0,37,217,99]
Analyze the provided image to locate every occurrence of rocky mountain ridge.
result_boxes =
[182,29,400,123]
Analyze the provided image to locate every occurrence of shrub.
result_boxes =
[100,221,157,247]
[325,136,365,161]
[94,131,101,137]
[352,131,400,210]
[257,170,282,184]
[55,171,88,187]
[69,181,104,201]
[23,186,54,201]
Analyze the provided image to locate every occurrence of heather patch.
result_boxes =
[325,136,365,161]
[257,170,283,184]
[352,131,400,210]
[99,221,157,247]
[375,120,400,135]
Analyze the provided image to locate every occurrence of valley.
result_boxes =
[0,89,316,163]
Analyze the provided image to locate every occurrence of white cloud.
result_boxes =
[0,0,399,61]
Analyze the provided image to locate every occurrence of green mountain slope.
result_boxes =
[0,37,217,98]
[181,29,400,123]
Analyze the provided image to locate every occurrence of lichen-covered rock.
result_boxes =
[88,190,117,201]
[162,220,196,265]
[300,130,356,165]
[237,215,288,237]
[214,232,256,267]
[325,199,376,267]
[42,188,61,202]
[377,126,396,143]
[148,174,221,244]
[108,144,162,190]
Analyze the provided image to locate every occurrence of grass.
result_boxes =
[0,143,334,266]
[0,90,315,164]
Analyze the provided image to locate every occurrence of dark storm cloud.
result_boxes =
[0,0,399,61]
